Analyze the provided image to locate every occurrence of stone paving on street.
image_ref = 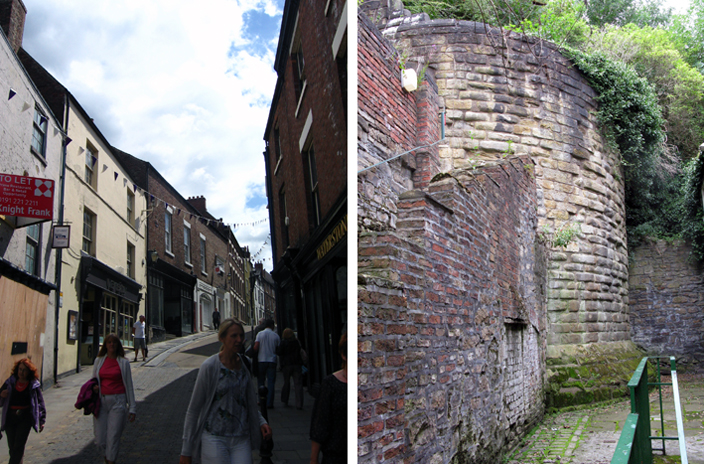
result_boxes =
[507,371,704,464]
[0,330,314,464]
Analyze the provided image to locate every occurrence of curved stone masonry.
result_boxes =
[378,13,630,351]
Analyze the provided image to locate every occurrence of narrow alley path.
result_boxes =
[507,372,704,464]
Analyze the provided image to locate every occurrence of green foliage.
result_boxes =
[404,0,543,26]
[584,0,672,28]
[540,222,582,248]
[669,0,704,72]
[513,0,590,48]
[584,25,704,160]
[680,154,704,261]
[565,48,667,240]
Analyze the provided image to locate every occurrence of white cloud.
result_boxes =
[22,0,281,270]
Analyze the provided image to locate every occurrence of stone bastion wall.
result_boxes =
[371,8,643,407]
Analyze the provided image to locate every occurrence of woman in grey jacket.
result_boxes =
[179,319,272,464]
[92,333,136,464]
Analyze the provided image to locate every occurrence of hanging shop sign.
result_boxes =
[0,173,54,220]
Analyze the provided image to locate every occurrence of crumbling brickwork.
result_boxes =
[358,12,546,463]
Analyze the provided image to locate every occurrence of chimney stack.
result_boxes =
[0,0,27,54]
[187,195,207,215]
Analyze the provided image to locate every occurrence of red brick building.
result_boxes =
[113,149,242,341]
[263,0,348,392]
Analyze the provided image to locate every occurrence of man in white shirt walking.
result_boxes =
[254,319,280,408]
[132,315,147,362]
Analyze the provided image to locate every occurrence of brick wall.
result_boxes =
[367,7,639,408]
[146,176,227,290]
[629,239,704,366]
[266,0,347,261]
[358,14,546,462]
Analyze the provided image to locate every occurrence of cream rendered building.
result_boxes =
[0,8,62,384]
[19,52,148,376]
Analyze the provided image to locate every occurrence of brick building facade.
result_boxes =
[113,150,236,341]
[263,0,348,392]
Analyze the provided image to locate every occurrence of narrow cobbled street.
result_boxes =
[507,372,704,464]
[0,331,312,464]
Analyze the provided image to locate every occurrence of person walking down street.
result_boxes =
[212,309,220,330]
[276,328,304,409]
[0,358,46,464]
[92,333,137,464]
[179,318,272,464]
[310,333,347,464]
[254,319,280,409]
[132,315,147,362]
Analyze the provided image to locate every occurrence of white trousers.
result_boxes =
[93,393,127,461]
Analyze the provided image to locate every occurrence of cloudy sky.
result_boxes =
[20,0,284,270]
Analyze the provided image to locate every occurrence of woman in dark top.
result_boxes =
[310,332,347,463]
[0,358,47,464]
[276,328,304,409]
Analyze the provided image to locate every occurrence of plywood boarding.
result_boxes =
[0,276,48,380]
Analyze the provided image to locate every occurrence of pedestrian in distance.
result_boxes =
[0,358,46,464]
[253,319,280,408]
[132,314,147,362]
[276,328,304,409]
[212,308,221,330]
[92,333,137,464]
[180,318,272,464]
[310,332,347,464]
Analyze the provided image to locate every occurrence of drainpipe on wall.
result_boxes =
[53,94,70,384]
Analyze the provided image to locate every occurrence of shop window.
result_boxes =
[25,224,40,276]
[82,208,96,256]
[149,273,164,328]
[31,109,47,159]
[121,301,136,348]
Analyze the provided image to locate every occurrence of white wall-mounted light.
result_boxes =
[402,69,418,92]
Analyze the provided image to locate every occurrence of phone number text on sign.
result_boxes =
[0,173,54,220]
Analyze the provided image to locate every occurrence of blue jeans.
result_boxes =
[257,362,276,407]
[201,430,252,464]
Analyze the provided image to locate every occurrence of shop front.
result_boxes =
[147,258,196,342]
[273,199,347,396]
[79,256,142,365]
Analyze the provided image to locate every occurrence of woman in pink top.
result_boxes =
[91,333,137,464]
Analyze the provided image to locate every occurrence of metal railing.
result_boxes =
[610,356,688,464]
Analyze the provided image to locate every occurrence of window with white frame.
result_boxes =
[25,224,40,276]
[82,208,96,256]
[274,126,283,175]
[165,209,173,253]
[290,22,306,113]
[127,242,135,279]
[31,109,47,158]
[85,143,98,188]
[184,221,192,265]
[303,144,321,227]
[200,235,207,272]
[127,189,135,228]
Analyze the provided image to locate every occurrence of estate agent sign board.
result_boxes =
[0,173,54,221]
